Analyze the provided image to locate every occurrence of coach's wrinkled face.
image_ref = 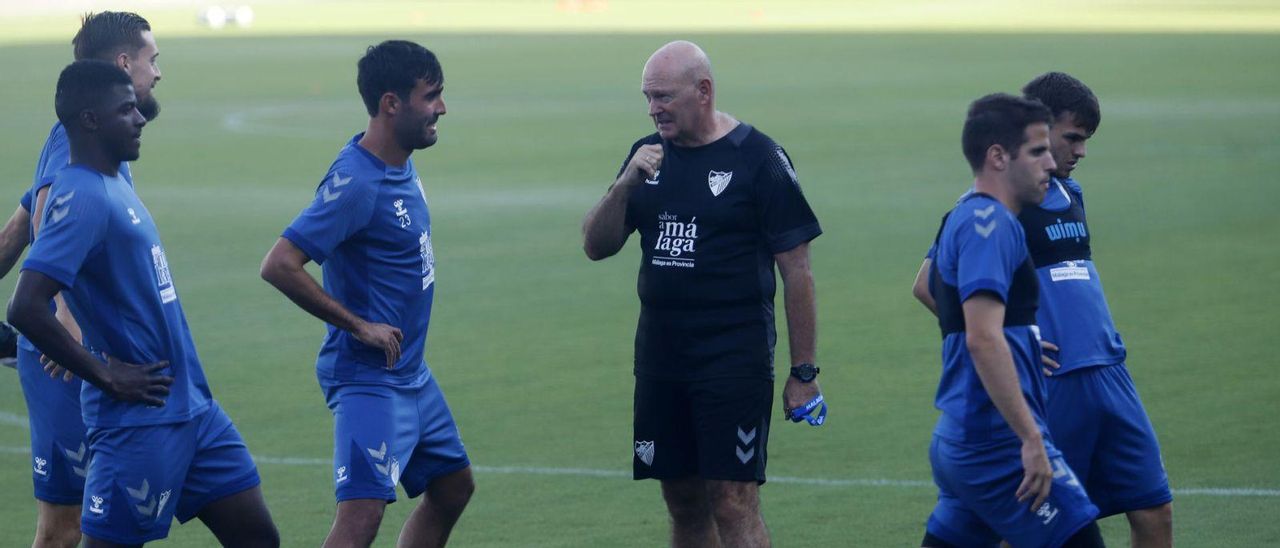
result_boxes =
[1048,112,1091,178]
[1009,122,1056,207]
[642,60,708,145]
[121,30,162,121]
[393,78,446,151]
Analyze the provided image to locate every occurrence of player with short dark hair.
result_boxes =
[9,59,279,548]
[919,93,1104,548]
[261,40,473,548]
[1021,72,1174,547]
[583,40,823,547]
[0,12,164,547]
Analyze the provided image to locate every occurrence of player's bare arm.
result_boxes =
[962,293,1052,510]
[582,143,662,260]
[30,185,86,381]
[776,242,821,412]
[9,270,172,405]
[0,205,31,278]
[911,258,937,315]
[260,237,403,368]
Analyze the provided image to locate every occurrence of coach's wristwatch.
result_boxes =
[789,363,819,383]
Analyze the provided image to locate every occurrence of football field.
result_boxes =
[0,16,1277,548]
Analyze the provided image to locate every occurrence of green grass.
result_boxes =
[0,31,1277,546]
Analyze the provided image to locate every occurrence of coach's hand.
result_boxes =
[354,320,403,369]
[104,356,173,406]
[1016,436,1053,511]
[622,144,664,186]
[783,376,822,417]
[1039,340,1061,377]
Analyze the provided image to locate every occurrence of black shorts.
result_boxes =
[633,376,773,483]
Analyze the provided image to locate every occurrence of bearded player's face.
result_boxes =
[393,78,446,151]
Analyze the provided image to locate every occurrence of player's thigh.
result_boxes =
[21,346,89,505]
[633,376,697,480]
[80,421,196,545]
[941,439,1099,548]
[1044,368,1103,483]
[689,376,772,483]
[326,382,414,502]
[925,436,1002,548]
[174,401,263,524]
[400,377,471,499]
[1083,365,1172,516]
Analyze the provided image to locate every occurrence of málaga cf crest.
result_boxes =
[708,170,733,196]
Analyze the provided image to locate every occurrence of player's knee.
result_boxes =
[661,481,712,522]
[708,484,760,526]
[335,500,387,542]
[436,476,475,516]
[33,524,80,548]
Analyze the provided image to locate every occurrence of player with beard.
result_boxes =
[261,40,474,548]
[0,12,162,547]
[10,59,278,548]
[583,41,823,547]
[919,94,1103,548]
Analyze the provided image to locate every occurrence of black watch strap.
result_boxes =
[789,363,819,382]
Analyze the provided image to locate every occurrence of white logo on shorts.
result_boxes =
[1036,502,1060,525]
[634,440,655,466]
[33,456,48,476]
[89,495,105,515]
[336,465,349,484]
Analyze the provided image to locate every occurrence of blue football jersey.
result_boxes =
[19,122,132,355]
[22,165,211,428]
[1019,177,1126,373]
[929,193,1050,445]
[282,134,434,388]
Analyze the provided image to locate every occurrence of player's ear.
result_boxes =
[380,92,400,116]
[986,144,1008,171]
[115,51,131,72]
[696,78,713,104]
[78,109,99,132]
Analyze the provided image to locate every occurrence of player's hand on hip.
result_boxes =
[622,144,664,186]
[39,353,75,382]
[1038,340,1060,376]
[104,356,173,407]
[782,376,821,416]
[1016,437,1053,511]
[354,320,403,369]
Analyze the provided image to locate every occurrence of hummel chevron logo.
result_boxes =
[136,496,157,516]
[367,442,387,461]
[50,206,71,223]
[53,191,76,207]
[322,173,352,203]
[736,446,755,464]
[975,221,997,238]
[737,427,757,445]
[974,204,996,219]
[126,478,150,501]
[64,442,86,462]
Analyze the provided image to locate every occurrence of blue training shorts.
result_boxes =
[1046,363,1172,517]
[926,435,1099,548]
[325,374,469,503]
[18,344,89,505]
[80,400,261,545]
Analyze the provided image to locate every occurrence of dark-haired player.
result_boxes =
[261,40,473,547]
[9,59,278,547]
[583,40,823,547]
[1020,72,1172,547]
[919,94,1103,548]
[0,12,162,547]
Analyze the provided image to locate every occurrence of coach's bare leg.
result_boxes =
[708,480,769,548]
[33,501,81,548]
[661,478,721,548]
[325,499,387,548]
[398,466,475,548]
[1127,502,1173,548]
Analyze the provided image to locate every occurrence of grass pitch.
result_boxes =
[0,30,1277,546]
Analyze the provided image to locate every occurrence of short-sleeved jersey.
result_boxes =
[621,123,821,381]
[282,134,434,389]
[18,122,132,354]
[21,165,211,428]
[928,193,1049,445]
[1018,177,1126,373]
